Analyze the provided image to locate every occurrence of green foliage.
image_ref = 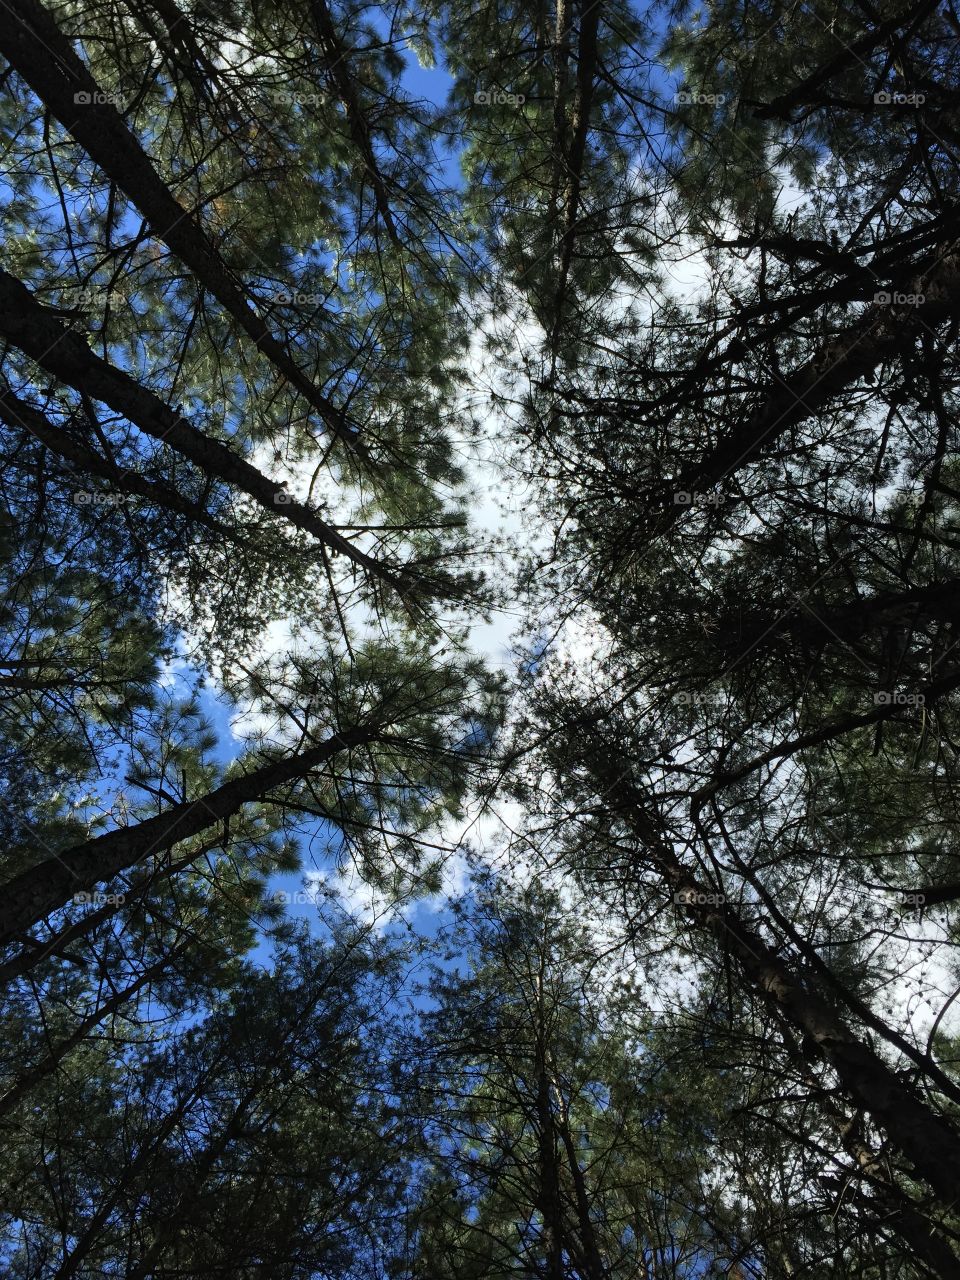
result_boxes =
[1,0,960,1275]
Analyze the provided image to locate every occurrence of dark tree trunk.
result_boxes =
[591,751,960,1213]
[0,271,407,592]
[0,0,363,456]
[0,725,378,944]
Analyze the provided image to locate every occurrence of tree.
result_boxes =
[1,922,423,1278]
[409,873,764,1279]
[479,0,960,1266]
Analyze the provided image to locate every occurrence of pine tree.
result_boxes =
[477,0,960,1267]
[409,873,760,1278]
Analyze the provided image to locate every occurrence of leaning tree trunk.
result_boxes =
[587,747,960,1214]
[0,725,378,945]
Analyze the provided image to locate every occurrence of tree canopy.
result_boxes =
[2,0,960,1276]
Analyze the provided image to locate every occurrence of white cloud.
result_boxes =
[303,866,400,933]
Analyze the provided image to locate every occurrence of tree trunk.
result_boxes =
[0,0,363,456]
[0,387,238,542]
[643,239,960,530]
[0,725,378,944]
[0,271,407,592]
[590,749,960,1213]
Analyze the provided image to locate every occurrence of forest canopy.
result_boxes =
[1,0,960,1275]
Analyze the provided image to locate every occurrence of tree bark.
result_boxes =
[691,663,960,805]
[719,576,960,663]
[309,0,400,245]
[552,1075,607,1280]
[0,842,219,984]
[642,240,960,532]
[0,386,238,542]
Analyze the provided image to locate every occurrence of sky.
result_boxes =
[152,62,823,964]
[31,3,958,1052]
[148,40,523,957]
